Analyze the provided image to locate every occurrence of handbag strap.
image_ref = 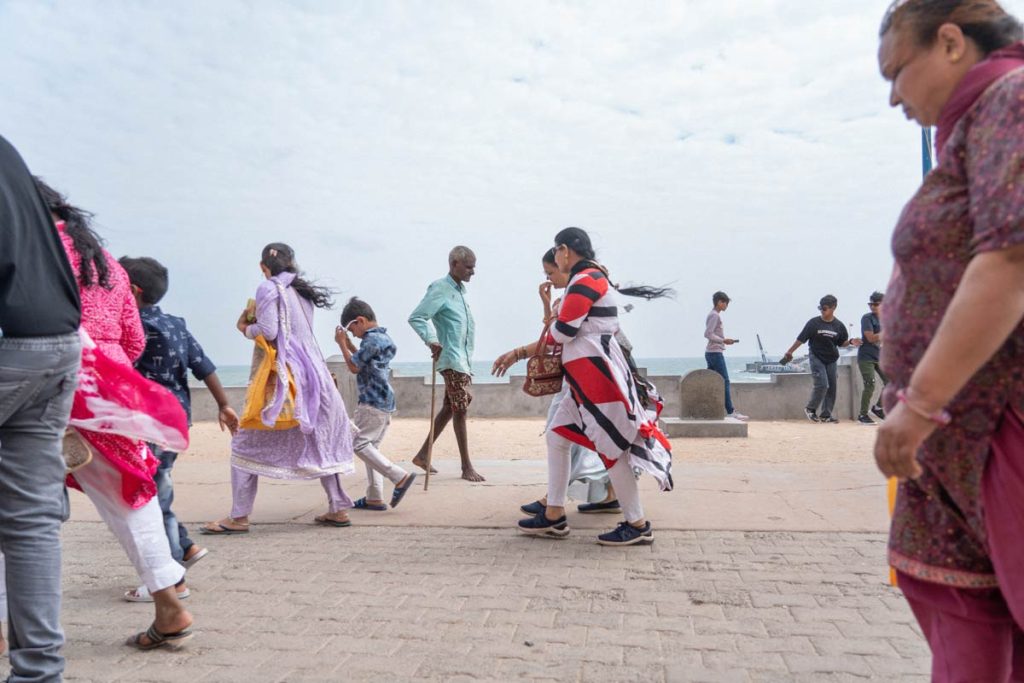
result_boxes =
[533,321,560,357]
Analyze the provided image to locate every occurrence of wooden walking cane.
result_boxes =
[424,356,438,491]
[887,477,899,587]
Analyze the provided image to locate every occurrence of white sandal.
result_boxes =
[182,546,209,569]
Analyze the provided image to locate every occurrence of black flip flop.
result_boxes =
[199,522,249,535]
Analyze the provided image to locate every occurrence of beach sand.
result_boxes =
[69,417,889,533]
[183,417,878,466]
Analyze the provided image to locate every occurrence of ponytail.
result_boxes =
[615,283,676,301]
[554,228,674,301]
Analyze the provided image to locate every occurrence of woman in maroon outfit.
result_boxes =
[875,1,1024,679]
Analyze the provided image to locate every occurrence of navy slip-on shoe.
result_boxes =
[597,521,654,546]
[577,499,622,514]
[390,472,417,509]
[353,497,388,511]
[520,500,546,516]
[517,513,570,538]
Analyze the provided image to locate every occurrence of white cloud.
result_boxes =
[3,0,1018,366]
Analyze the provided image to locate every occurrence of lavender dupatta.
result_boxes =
[247,272,321,434]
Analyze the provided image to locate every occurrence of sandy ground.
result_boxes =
[76,417,890,533]
[183,418,880,466]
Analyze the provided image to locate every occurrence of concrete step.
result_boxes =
[660,416,749,438]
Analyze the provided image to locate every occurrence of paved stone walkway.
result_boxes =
[20,522,930,682]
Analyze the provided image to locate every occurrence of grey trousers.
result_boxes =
[807,353,838,417]
[0,333,80,683]
[352,405,406,501]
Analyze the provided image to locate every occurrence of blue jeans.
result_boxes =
[704,352,734,415]
[150,445,193,563]
[0,333,80,683]
[808,354,838,417]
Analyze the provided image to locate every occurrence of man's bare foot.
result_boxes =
[462,468,485,482]
[0,634,6,657]
[412,455,438,474]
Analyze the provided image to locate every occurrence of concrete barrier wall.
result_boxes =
[189,358,874,422]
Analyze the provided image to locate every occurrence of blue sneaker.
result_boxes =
[520,500,546,515]
[517,513,570,538]
[597,521,654,546]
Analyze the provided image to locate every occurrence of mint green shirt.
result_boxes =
[408,275,475,375]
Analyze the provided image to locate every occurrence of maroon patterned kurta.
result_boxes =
[883,69,1024,588]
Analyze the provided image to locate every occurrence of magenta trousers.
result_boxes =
[898,406,1024,682]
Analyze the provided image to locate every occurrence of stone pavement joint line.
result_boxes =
[6,523,929,682]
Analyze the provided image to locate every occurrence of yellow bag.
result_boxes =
[239,335,299,430]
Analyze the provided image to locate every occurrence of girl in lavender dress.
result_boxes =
[203,243,356,533]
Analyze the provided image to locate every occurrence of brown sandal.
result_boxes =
[314,514,351,528]
[199,519,249,535]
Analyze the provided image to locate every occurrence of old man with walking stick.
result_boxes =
[408,246,485,482]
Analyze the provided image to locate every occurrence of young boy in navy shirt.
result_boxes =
[119,257,238,595]
[335,297,416,510]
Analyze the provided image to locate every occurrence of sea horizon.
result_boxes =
[193,355,802,388]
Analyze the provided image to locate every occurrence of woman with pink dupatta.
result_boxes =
[875,2,1024,679]
[35,179,196,650]
[202,242,356,534]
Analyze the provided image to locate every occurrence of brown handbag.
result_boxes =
[523,322,564,397]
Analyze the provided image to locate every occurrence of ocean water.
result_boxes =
[199,356,769,388]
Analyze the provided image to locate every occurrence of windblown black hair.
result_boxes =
[340,297,376,326]
[553,227,676,301]
[262,242,333,309]
[34,177,110,289]
[261,242,334,309]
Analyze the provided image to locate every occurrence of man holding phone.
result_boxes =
[705,291,746,421]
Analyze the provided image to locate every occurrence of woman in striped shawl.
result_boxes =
[518,227,674,546]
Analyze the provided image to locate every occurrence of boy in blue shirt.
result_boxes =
[119,257,238,594]
[335,297,416,510]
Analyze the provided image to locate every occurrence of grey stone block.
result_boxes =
[680,369,727,419]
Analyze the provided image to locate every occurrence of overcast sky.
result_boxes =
[5,1,1017,366]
